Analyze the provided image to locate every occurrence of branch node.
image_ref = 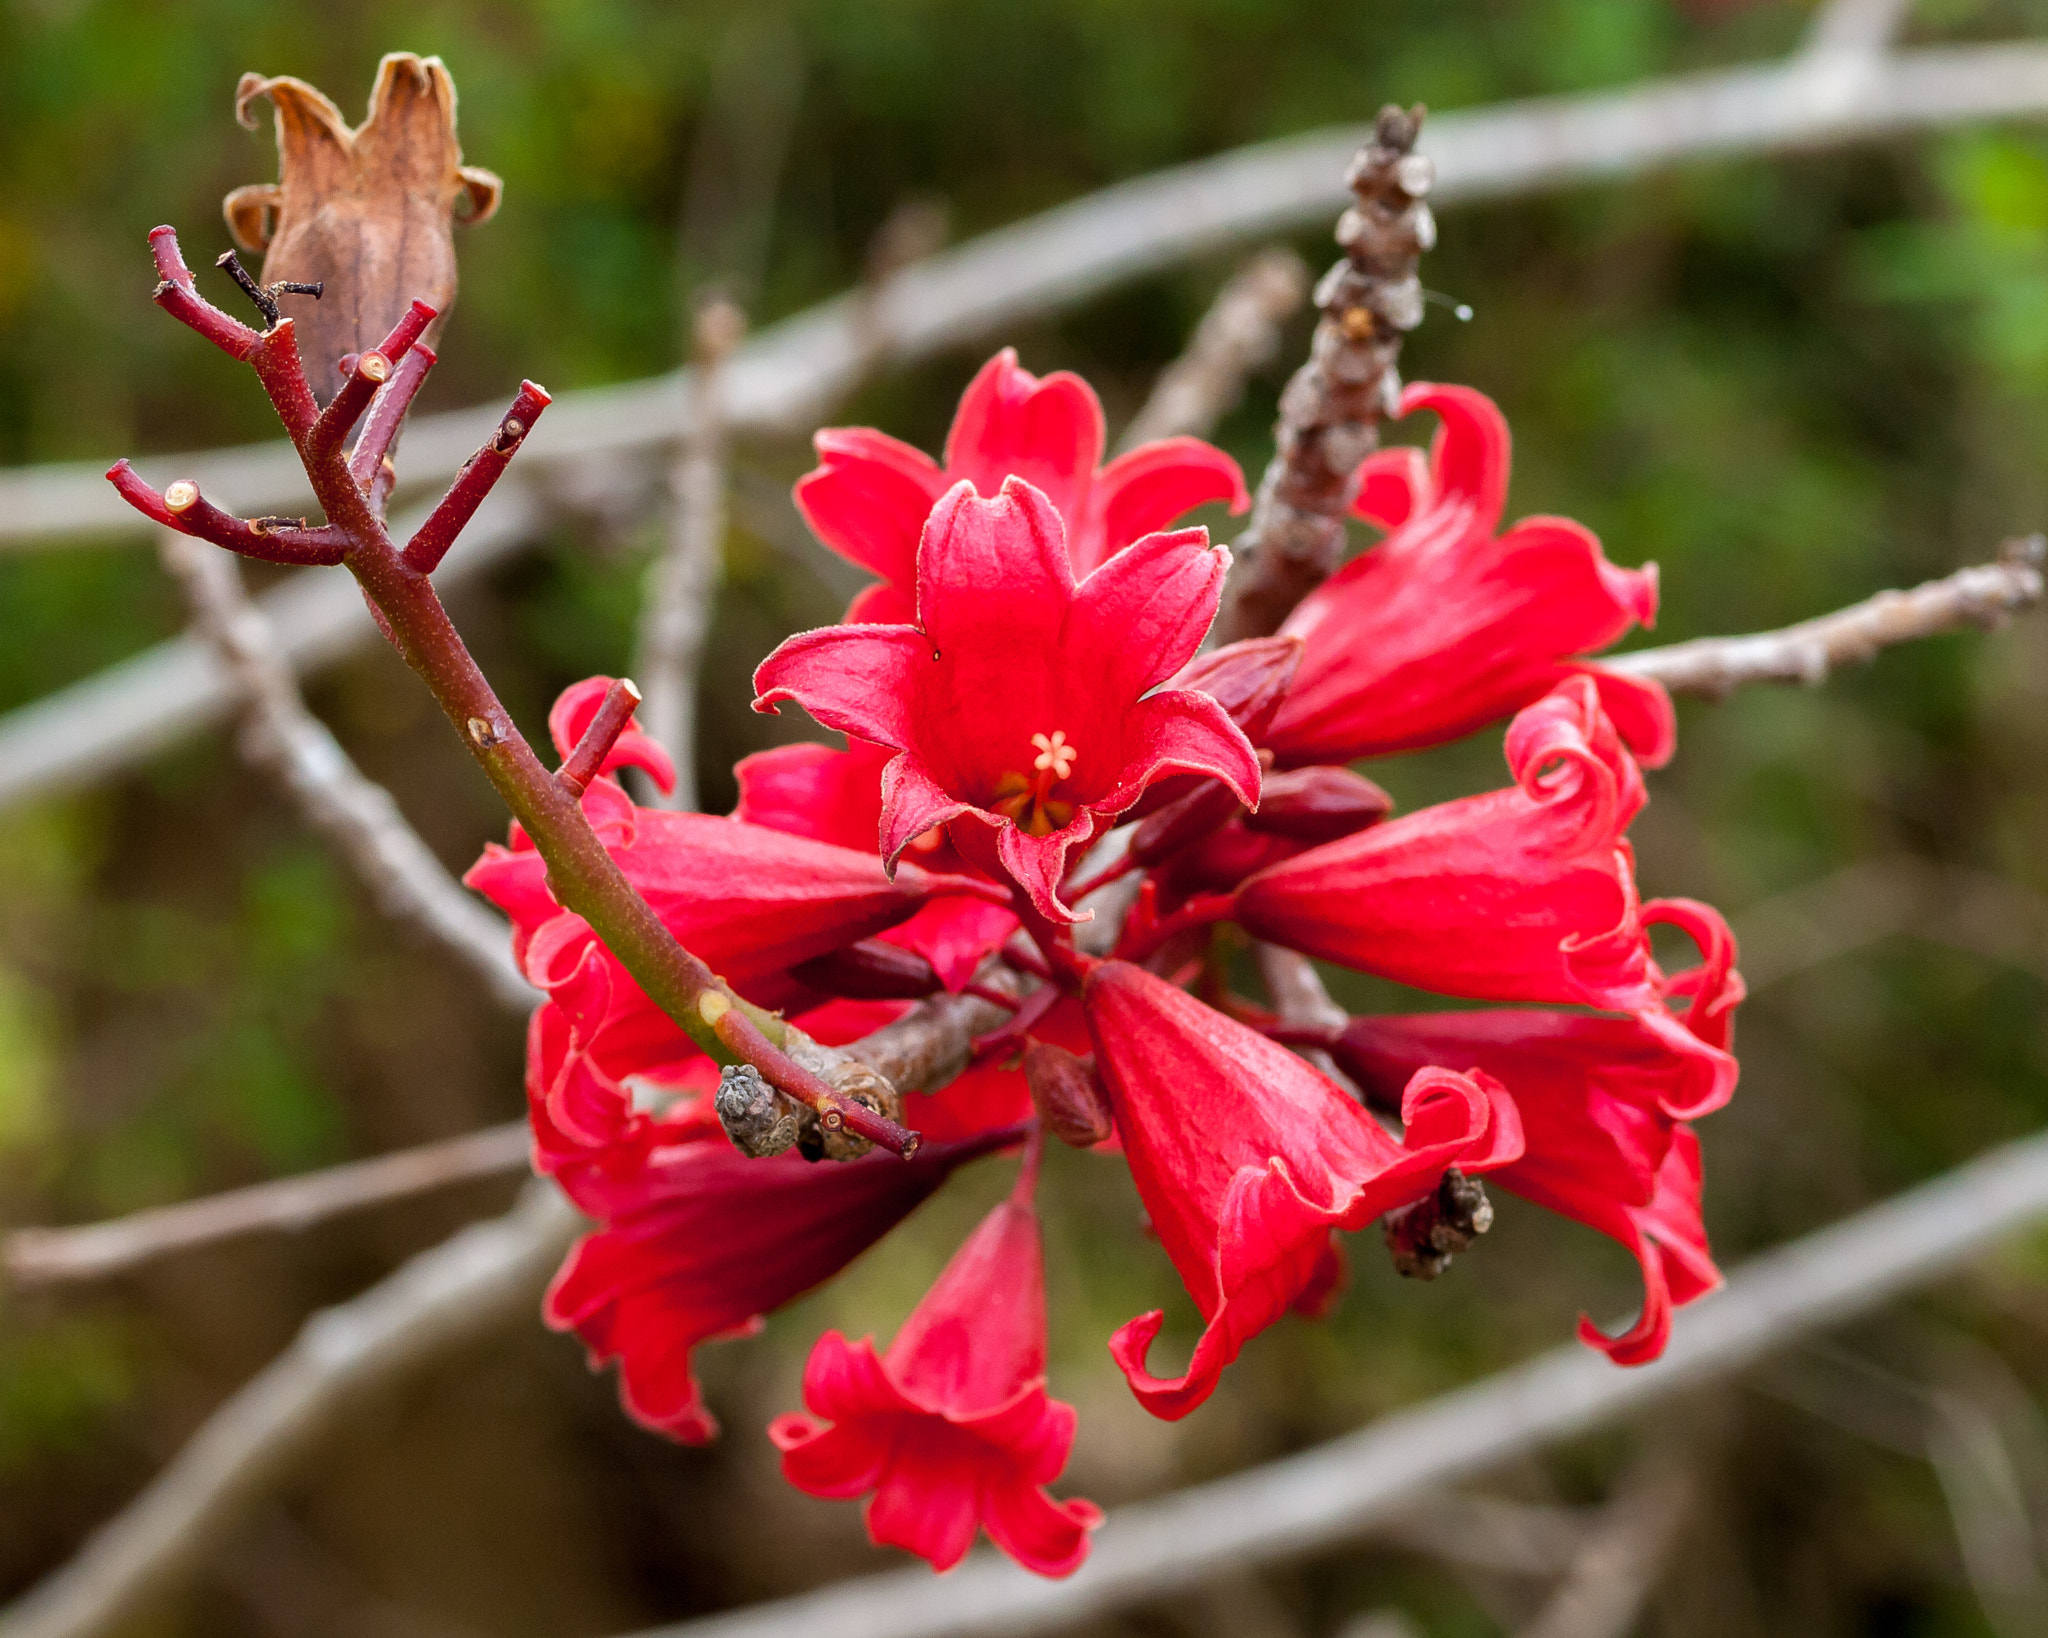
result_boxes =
[557,677,644,797]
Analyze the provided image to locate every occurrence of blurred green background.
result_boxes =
[4,0,2048,1633]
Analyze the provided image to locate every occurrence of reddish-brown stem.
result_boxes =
[148,226,260,360]
[963,982,1023,1012]
[972,980,1063,1055]
[1011,1121,1045,1203]
[1061,850,1140,907]
[1116,891,1238,964]
[557,678,644,797]
[1260,1020,1345,1050]
[403,382,550,573]
[249,322,321,443]
[106,462,349,566]
[113,226,923,1161]
[1002,942,1054,981]
[348,344,436,501]
[309,299,437,461]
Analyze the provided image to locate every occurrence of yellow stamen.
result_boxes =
[1031,730,1077,781]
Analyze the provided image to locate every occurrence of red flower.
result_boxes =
[546,1125,1022,1444]
[734,737,1018,992]
[1235,677,1736,1110]
[1333,990,1738,1364]
[466,764,993,1001]
[1082,960,1522,1419]
[1265,384,1674,768]
[796,347,1247,621]
[769,1149,1102,1575]
[754,478,1260,924]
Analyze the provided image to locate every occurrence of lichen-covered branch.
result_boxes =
[1608,536,2044,698]
[1216,106,1434,644]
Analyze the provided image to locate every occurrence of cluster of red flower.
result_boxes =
[466,351,1743,1578]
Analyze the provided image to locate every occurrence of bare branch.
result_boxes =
[613,1124,2048,1638]
[1117,249,1309,450]
[1608,536,2044,697]
[0,973,1030,1638]
[12,43,2048,553]
[0,1184,580,1638]
[0,482,546,812]
[1513,1469,1689,1638]
[1803,0,1916,62]
[155,529,534,1011]
[11,46,2048,811]
[637,301,744,811]
[4,1123,528,1290]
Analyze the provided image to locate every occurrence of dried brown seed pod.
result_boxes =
[224,53,502,398]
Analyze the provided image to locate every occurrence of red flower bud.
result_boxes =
[1241,765,1393,844]
[1023,1040,1114,1148]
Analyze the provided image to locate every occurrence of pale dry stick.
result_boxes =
[1117,249,1310,450]
[1512,1469,1690,1638]
[155,528,534,1010]
[13,41,2048,550]
[1607,536,2045,697]
[15,44,2048,804]
[1732,856,2048,992]
[6,817,2042,1631]
[1803,0,1917,62]
[0,482,545,810]
[0,1183,581,1638]
[0,986,1022,1638]
[637,300,745,811]
[622,1123,2048,1638]
[4,1122,528,1290]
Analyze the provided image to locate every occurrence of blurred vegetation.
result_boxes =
[4,0,2048,1633]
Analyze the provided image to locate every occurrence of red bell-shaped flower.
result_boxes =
[796,347,1247,622]
[467,771,995,998]
[546,1125,1022,1445]
[1334,995,1735,1364]
[1235,678,1736,1111]
[734,737,1019,992]
[1265,384,1673,768]
[769,1144,1103,1576]
[1082,960,1522,1419]
[754,477,1261,924]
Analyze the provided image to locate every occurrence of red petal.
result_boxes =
[1402,382,1512,535]
[752,621,931,751]
[981,1479,1103,1578]
[866,1438,985,1571]
[1080,437,1247,575]
[732,738,890,853]
[1350,445,1430,530]
[794,426,947,584]
[943,349,1105,533]
[1070,525,1230,704]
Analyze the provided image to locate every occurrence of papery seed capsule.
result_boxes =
[1024,1040,1114,1148]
